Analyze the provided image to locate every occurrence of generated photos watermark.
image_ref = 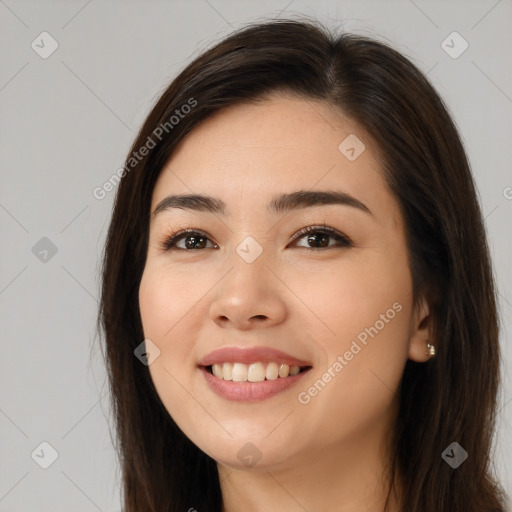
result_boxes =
[93,97,197,200]
[297,301,403,405]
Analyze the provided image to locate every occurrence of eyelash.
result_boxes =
[158,223,353,252]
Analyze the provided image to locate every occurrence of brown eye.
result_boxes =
[290,225,352,250]
[160,229,217,251]
[159,225,352,252]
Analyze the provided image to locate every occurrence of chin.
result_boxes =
[196,434,305,472]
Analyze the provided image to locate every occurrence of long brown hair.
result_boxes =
[98,18,509,511]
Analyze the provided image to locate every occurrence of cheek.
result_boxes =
[139,263,204,340]
[288,243,412,352]
[138,265,201,382]
[302,245,408,350]
[293,248,412,439]
[140,266,178,334]
[139,265,202,428]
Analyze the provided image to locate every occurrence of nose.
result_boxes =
[208,256,287,331]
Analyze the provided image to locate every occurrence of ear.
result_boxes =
[408,295,434,363]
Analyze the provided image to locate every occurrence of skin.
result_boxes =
[138,92,432,512]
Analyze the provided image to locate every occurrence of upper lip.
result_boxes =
[198,346,312,367]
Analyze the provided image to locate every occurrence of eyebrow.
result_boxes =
[153,190,373,217]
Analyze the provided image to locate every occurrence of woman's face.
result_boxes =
[139,94,431,472]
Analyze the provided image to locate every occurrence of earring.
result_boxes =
[426,342,436,357]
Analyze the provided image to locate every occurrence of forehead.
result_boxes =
[165,94,369,165]
[151,95,392,219]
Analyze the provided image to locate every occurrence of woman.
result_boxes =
[98,18,509,512]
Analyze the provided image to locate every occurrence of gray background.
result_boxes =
[1,0,511,510]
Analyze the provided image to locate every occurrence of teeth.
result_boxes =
[266,362,279,380]
[248,362,266,382]
[232,362,248,382]
[210,362,304,381]
[222,362,233,380]
[212,363,223,379]
[289,365,300,376]
[278,363,290,378]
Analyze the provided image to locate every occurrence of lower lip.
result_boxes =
[200,366,311,402]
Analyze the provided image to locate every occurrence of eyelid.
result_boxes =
[159,223,352,251]
[159,227,217,251]
[289,223,351,246]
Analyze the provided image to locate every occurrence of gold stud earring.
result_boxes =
[426,342,436,357]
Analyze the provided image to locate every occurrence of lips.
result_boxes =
[198,346,313,402]
[198,346,312,367]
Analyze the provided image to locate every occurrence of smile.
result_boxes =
[200,364,312,402]
[208,362,309,382]
[198,346,313,401]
